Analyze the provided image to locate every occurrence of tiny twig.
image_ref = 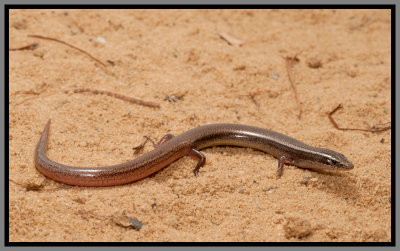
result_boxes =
[13,87,55,106]
[28,34,106,67]
[284,52,302,119]
[132,136,156,154]
[248,92,260,108]
[143,136,157,147]
[328,104,391,132]
[66,88,160,108]
[9,179,64,191]
[9,43,39,51]
[13,91,40,105]
[13,90,40,95]
[218,31,244,47]
[237,92,264,114]
[248,92,263,114]
[15,97,37,106]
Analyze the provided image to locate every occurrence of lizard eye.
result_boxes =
[326,159,337,165]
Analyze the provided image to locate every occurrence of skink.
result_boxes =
[34,120,353,187]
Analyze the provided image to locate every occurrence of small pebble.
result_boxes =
[302,176,310,185]
[307,57,322,68]
[126,217,143,231]
[96,36,106,44]
[269,72,280,80]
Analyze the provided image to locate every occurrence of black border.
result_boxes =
[4,4,398,9]
[5,4,395,247]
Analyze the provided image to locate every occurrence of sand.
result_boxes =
[9,9,391,242]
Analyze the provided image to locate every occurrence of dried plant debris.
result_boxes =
[65,88,160,108]
[10,43,39,51]
[164,94,184,103]
[132,136,156,154]
[28,34,106,67]
[328,104,391,133]
[219,31,244,47]
[284,53,302,119]
[112,214,143,231]
[77,209,143,231]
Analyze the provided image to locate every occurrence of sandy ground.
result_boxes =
[9,9,391,242]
